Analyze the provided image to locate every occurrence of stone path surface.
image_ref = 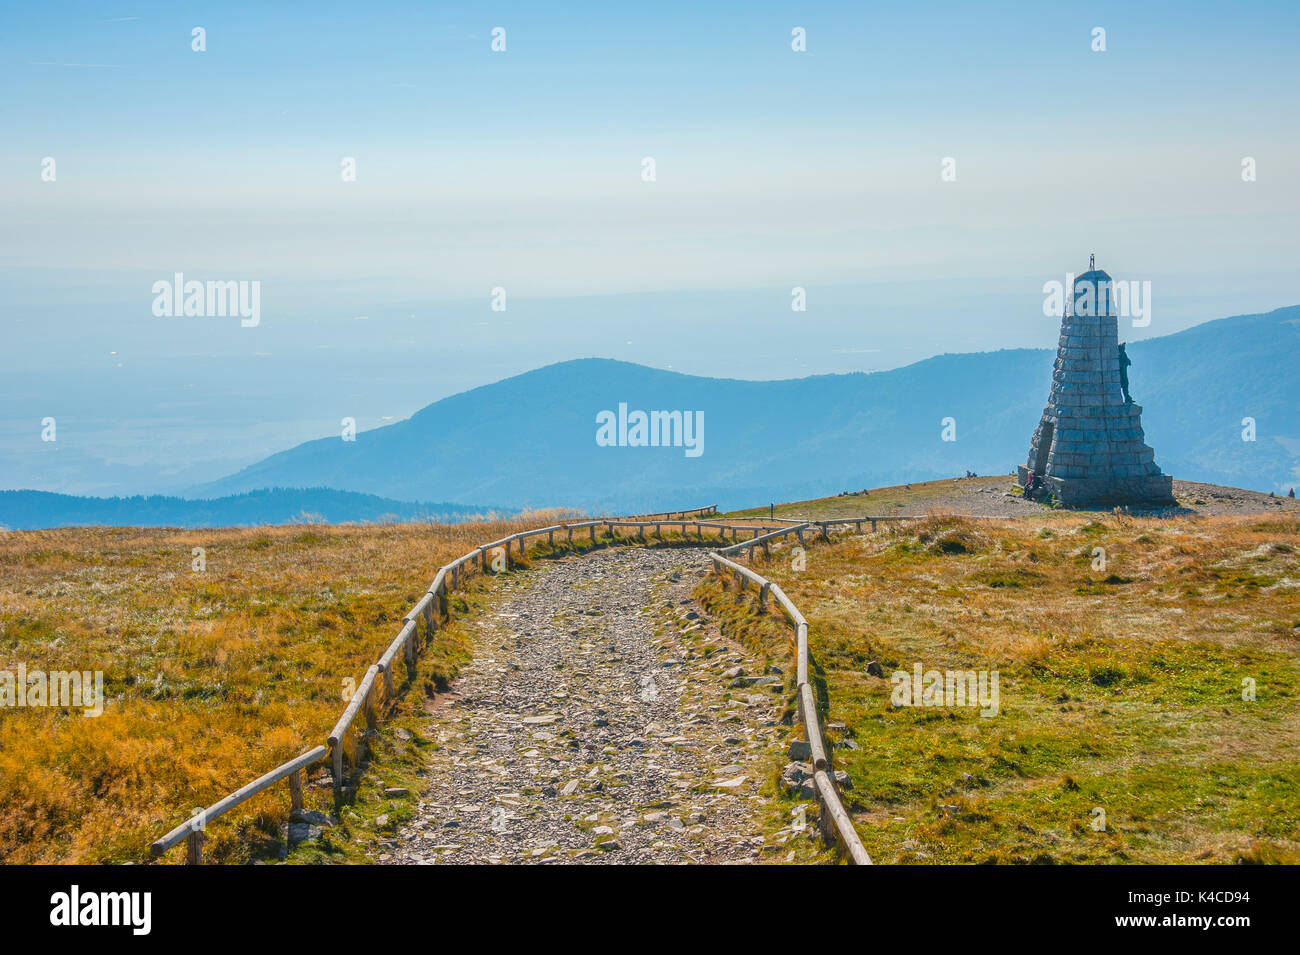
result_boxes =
[381,546,791,864]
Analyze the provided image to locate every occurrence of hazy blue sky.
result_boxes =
[2,1,1298,493]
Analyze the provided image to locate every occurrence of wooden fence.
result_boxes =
[628,505,719,520]
[150,504,879,864]
[708,525,872,864]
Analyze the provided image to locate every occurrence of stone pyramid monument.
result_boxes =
[1018,256,1175,507]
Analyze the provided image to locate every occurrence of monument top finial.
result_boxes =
[1089,253,1095,270]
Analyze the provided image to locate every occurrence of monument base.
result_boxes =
[1018,466,1176,508]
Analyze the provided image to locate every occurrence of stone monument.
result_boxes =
[1018,256,1175,506]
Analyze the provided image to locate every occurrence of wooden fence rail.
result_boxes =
[628,504,718,521]
[150,507,875,864]
[151,745,328,863]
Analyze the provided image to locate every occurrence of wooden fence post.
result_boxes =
[818,789,834,843]
[364,685,377,734]
[404,632,417,676]
[289,770,304,813]
[186,829,204,865]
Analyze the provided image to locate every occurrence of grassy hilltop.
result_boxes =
[703,490,1300,863]
[2,481,1297,865]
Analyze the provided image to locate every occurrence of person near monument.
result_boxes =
[1118,342,1133,404]
[1025,472,1044,500]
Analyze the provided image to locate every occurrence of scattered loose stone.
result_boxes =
[781,761,817,800]
[290,809,335,827]
[287,823,323,845]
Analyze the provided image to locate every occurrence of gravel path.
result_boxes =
[381,546,789,864]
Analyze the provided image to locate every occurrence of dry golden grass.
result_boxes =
[0,512,573,864]
[7,505,1296,865]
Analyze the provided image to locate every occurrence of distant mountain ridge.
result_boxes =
[0,488,512,531]
[188,305,1300,513]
